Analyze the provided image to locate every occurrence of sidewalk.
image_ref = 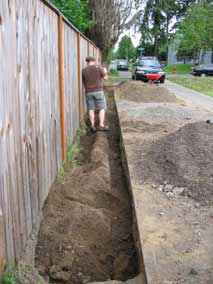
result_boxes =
[164,80,213,113]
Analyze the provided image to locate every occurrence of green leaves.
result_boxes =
[176,1,213,61]
[50,0,92,32]
[117,35,136,60]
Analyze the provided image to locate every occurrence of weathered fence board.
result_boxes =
[0,0,100,266]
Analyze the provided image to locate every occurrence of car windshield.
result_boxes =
[118,60,128,65]
[138,60,161,67]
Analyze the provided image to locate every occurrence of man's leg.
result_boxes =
[89,109,95,128]
[99,109,105,127]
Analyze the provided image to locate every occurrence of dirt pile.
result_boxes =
[117,81,178,103]
[35,95,139,284]
[139,121,213,205]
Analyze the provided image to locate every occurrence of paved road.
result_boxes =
[165,80,213,113]
[118,70,132,79]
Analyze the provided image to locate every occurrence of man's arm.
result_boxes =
[103,67,108,80]
[100,67,108,80]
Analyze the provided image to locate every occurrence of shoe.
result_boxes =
[97,125,109,131]
[90,127,97,133]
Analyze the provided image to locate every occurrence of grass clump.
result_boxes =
[164,64,194,74]
[57,121,87,180]
[109,69,119,77]
[167,76,213,97]
[1,263,46,284]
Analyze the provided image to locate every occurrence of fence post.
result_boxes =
[77,32,82,122]
[58,15,66,161]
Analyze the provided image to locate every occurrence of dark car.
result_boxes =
[191,64,213,76]
[132,57,166,83]
[117,59,129,71]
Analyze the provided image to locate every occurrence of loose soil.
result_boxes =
[35,92,140,284]
[139,121,213,206]
[115,80,213,284]
[116,81,179,103]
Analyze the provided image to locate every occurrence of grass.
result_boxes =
[164,64,194,74]
[109,69,119,77]
[56,121,87,181]
[167,76,213,97]
[1,263,45,284]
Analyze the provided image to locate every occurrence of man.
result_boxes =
[82,56,108,133]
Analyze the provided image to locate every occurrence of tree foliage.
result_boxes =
[87,0,135,59]
[116,36,136,60]
[135,0,197,60]
[176,1,213,62]
[51,0,136,61]
[50,0,91,32]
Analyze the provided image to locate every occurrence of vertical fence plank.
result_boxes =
[77,32,82,122]
[58,15,66,161]
[0,194,5,269]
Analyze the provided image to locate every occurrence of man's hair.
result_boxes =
[86,56,95,63]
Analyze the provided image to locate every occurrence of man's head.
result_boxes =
[86,56,95,65]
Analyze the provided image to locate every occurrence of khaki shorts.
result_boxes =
[86,91,107,110]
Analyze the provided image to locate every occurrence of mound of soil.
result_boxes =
[117,81,178,103]
[139,122,213,205]
[35,94,139,284]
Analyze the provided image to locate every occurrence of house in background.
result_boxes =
[168,39,213,65]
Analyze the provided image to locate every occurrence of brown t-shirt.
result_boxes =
[82,65,106,93]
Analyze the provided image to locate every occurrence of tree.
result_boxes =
[87,0,136,60]
[176,1,213,63]
[117,36,136,60]
[50,0,91,32]
[135,0,197,60]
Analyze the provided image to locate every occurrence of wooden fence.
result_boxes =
[0,0,101,266]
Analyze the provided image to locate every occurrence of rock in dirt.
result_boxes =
[49,265,70,282]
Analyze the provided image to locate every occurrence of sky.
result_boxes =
[114,2,146,51]
[115,28,141,50]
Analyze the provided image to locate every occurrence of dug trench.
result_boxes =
[35,89,145,284]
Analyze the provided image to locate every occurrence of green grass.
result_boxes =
[1,263,45,284]
[167,76,213,97]
[164,64,194,74]
[56,121,87,181]
[109,69,119,77]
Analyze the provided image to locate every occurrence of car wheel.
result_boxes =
[160,78,165,83]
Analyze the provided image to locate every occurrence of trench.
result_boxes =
[35,89,145,284]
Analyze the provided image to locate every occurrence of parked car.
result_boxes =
[132,57,166,83]
[117,59,129,71]
[191,64,213,76]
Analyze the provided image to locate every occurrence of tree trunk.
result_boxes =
[154,34,158,56]
[166,15,169,64]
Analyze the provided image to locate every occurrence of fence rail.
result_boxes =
[0,0,101,266]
